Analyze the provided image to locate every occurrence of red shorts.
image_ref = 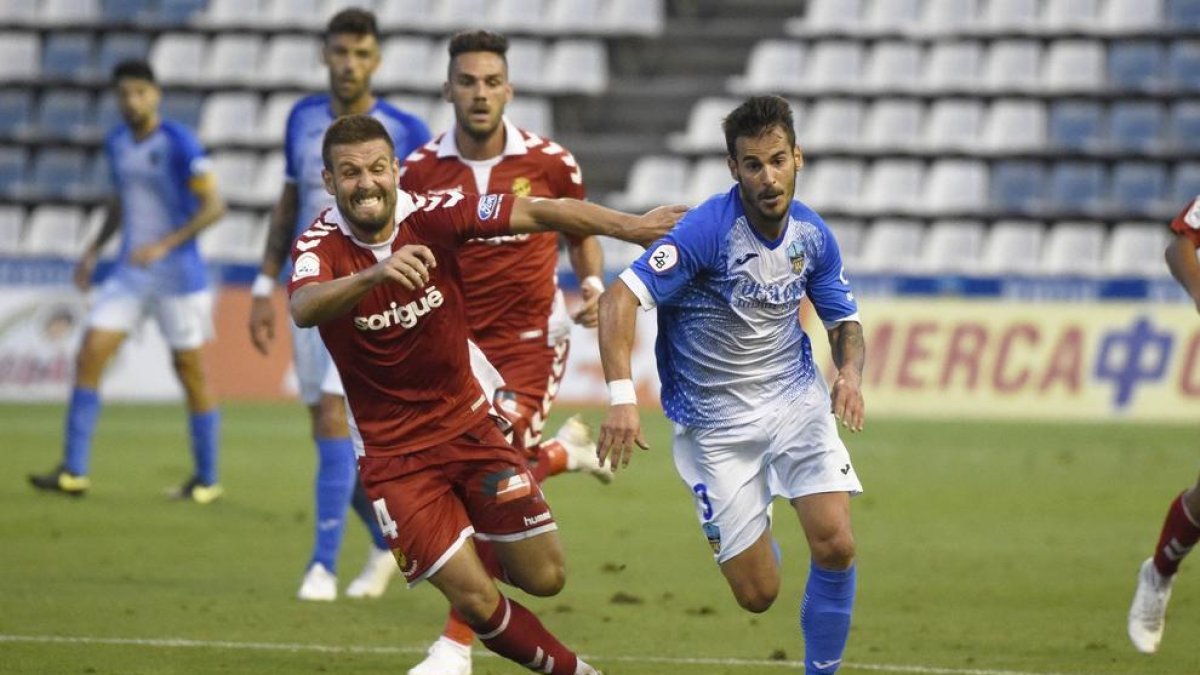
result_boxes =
[357,417,557,586]
[485,338,570,454]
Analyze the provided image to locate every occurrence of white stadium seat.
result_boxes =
[604,0,664,35]
[866,0,921,30]
[923,42,983,92]
[375,36,434,90]
[0,32,40,81]
[492,0,550,33]
[983,0,1040,30]
[203,34,264,86]
[262,35,323,89]
[797,159,865,212]
[200,0,268,26]
[1042,221,1106,275]
[1105,222,1171,276]
[1042,0,1101,29]
[825,219,865,266]
[667,97,743,153]
[797,41,864,93]
[607,155,688,211]
[793,0,864,32]
[506,97,554,138]
[923,160,989,214]
[199,93,261,145]
[923,99,984,151]
[858,219,924,273]
[210,151,262,204]
[863,41,923,92]
[23,206,85,258]
[200,210,266,263]
[983,40,1042,91]
[547,0,603,34]
[253,152,286,205]
[41,0,101,24]
[263,0,323,29]
[921,220,985,273]
[505,38,548,91]
[862,159,924,213]
[980,220,1045,274]
[799,99,863,151]
[0,206,24,255]
[863,100,924,151]
[982,100,1047,151]
[728,40,804,94]
[920,0,980,34]
[543,40,608,95]
[684,158,734,207]
[258,92,304,144]
[1042,40,1106,92]
[151,33,208,86]
[1101,0,1163,31]
[377,0,435,31]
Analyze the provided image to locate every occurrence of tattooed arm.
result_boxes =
[827,320,865,432]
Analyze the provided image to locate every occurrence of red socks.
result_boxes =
[474,596,579,674]
[1152,491,1200,577]
[529,440,569,483]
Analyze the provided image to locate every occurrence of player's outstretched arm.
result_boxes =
[130,172,226,267]
[248,183,300,355]
[596,280,648,471]
[1166,234,1200,314]
[290,245,436,327]
[828,320,866,432]
[509,198,686,248]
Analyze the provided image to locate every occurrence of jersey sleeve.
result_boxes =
[167,124,212,185]
[286,219,339,295]
[807,221,860,329]
[620,210,715,310]
[283,104,303,184]
[1169,198,1200,247]
[408,191,517,248]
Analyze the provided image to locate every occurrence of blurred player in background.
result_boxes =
[399,29,611,675]
[245,8,431,601]
[596,96,865,675]
[29,60,227,502]
[1127,196,1200,654]
[289,114,680,675]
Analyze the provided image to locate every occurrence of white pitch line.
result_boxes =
[0,634,1080,675]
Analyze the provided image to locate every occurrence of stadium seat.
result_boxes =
[151,33,208,85]
[252,152,285,205]
[1109,102,1166,152]
[923,42,983,92]
[980,220,1045,274]
[210,151,262,204]
[198,93,261,144]
[825,219,865,265]
[0,148,28,198]
[82,150,112,198]
[858,219,924,273]
[793,0,863,32]
[1169,163,1200,204]
[377,0,435,31]
[93,93,121,136]
[257,92,303,145]
[862,159,924,214]
[685,158,735,207]
[1042,40,1106,92]
[204,34,263,86]
[427,0,488,29]
[492,0,551,33]
[0,0,39,23]
[506,97,554,138]
[36,90,93,141]
[159,90,204,130]
[921,220,985,273]
[983,40,1041,91]
[866,0,921,30]
[863,41,922,92]
[799,99,863,151]
[0,90,34,138]
[97,33,150,78]
[0,32,40,82]
[200,0,266,26]
[729,40,804,94]
[862,100,923,151]
[920,0,980,34]
[505,39,548,91]
[668,97,742,153]
[1168,42,1200,91]
[923,160,989,214]
[41,33,95,82]
[29,149,88,200]
[544,40,608,95]
[1048,101,1105,151]
[1042,221,1106,275]
[798,41,864,93]
[426,103,456,139]
[375,36,434,89]
[982,100,1047,151]
[1101,0,1164,30]
[1168,0,1200,27]
[983,0,1040,29]
[1049,162,1107,214]
[262,35,323,89]
[157,0,208,25]
[101,0,152,23]
[604,0,665,35]
[1111,162,1167,215]
[23,205,86,258]
[386,95,433,134]
[1108,41,1166,91]
[199,210,265,263]
[797,159,865,212]
[1042,0,1101,28]
[607,156,688,211]
[262,0,323,29]
[923,100,983,150]
[990,160,1048,214]
[0,206,24,255]
[1105,222,1171,276]
[41,0,101,23]
[1169,102,1200,151]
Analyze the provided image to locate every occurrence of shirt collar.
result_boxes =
[436,116,528,159]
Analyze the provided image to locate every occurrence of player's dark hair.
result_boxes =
[447,30,509,69]
[322,114,395,170]
[324,7,379,42]
[112,59,155,85]
[722,95,797,159]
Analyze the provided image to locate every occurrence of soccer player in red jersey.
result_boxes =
[1128,196,1200,654]
[288,114,680,675]
[400,31,612,673]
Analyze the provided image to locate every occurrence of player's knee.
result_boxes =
[511,560,566,597]
[449,586,501,626]
[314,396,348,437]
[732,582,778,613]
[810,531,856,570]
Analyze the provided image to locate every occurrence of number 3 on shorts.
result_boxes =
[372,498,399,539]
[692,483,714,521]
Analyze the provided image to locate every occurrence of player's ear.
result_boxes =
[726,155,738,180]
[794,144,804,170]
[441,80,452,103]
[322,168,335,196]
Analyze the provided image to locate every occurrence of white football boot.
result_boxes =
[297,563,337,602]
[555,414,613,484]
[408,636,472,675]
[346,546,398,599]
[1128,557,1174,653]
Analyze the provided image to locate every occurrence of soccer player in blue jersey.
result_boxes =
[29,60,227,502]
[245,7,432,602]
[596,95,866,675]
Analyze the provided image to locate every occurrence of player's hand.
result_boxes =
[73,251,97,292]
[830,370,865,432]
[374,245,436,290]
[597,403,648,472]
[628,204,689,248]
[248,296,276,356]
[572,283,602,327]
[130,242,169,267]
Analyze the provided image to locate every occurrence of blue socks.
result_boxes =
[310,436,356,572]
[63,387,101,476]
[800,561,855,675]
[351,477,389,550]
[189,409,220,486]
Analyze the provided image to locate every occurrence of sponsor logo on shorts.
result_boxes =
[523,511,552,528]
[483,467,535,505]
[477,194,501,221]
[353,286,444,331]
[292,252,320,281]
[649,244,678,273]
[702,521,721,555]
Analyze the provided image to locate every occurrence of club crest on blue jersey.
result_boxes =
[702,521,721,555]
[787,240,806,274]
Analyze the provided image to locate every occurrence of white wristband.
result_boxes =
[608,378,637,406]
[250,273,276,298]
[581,275,604,293]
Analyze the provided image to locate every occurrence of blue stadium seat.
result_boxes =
[1170,163,1200,203]
[1168,42,1200,90]
[102,0,151,22]
[1049,162,1107,214]
[29,148,88,200]
[36,90,93,140]
[990,161,1047,214]
[1168,0,1200,27]
[81,151,112,198]
[160,91,204,129]
[1110,162,1167,214]
[0,147,28,198]
[0,90,34,138]
[1170,103,1200,151]
[94,92,123,134]
[1108,41,1164,91]
[97,33,150,78]
[1109,102,1166,151]
[1049,101,1104,151]
[158,0,209,24]
[41,33,95,81]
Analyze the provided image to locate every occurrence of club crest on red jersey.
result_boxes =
[512,177,532,197]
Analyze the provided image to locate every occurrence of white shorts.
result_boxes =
[289,322,344,405]
[671,391,863,564]
[89,277,213,351]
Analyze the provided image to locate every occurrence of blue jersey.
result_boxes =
[104,119,211,295]
[622,186,859,428]
[284,94,431,240]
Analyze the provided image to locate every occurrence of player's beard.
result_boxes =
[459,105,502,141]
[740,182,792,228]
[338,186,395,236]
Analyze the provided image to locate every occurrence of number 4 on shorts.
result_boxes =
[372,498,399,539]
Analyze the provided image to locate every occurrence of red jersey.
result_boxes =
[287,189,517,457]
[399,119,585,342]
[1169,197,1200,247]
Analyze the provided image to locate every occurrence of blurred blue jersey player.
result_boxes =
[596,95,866,675]
[29,60,227,503]
[246,8,431,602]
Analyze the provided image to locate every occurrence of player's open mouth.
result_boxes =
[355,195,382,209]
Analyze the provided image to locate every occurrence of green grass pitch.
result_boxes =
[1,402,1198,674]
